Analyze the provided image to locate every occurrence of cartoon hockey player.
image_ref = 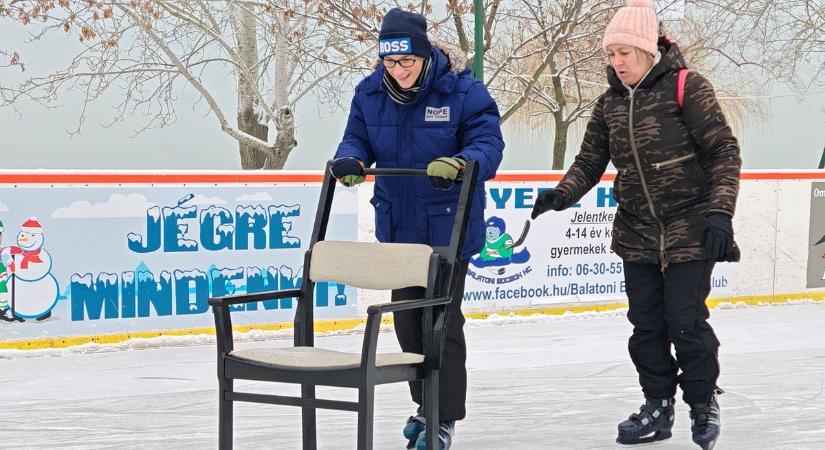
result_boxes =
[479,217,515,261]
[471,217,531,272]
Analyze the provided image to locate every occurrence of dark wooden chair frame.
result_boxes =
[208,161,478,450]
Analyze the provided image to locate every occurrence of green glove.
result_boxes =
[340,174,365,187]
[426,157,466,190]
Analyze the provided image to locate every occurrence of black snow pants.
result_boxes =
[391,259,469,421]
[623,258,720,404]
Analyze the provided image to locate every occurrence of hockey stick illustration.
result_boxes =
[9,254,22,322]
[11,258,15,319]
[486,220,532,275]
[505,219,531,249]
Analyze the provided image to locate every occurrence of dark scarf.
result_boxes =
[382,57,432,104]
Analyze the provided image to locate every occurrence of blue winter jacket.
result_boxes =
[335,42,504,259]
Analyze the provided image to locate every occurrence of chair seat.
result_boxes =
[230,346,424,371]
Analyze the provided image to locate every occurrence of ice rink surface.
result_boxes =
[2,302,824,449]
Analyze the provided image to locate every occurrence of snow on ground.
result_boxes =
[1,302,823,449]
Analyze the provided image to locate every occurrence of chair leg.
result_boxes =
[219,379,233,450]
[423,370,439,450]
[356,384,375,450]
[302,384,317,450]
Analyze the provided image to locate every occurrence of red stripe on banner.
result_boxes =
[739,172,825,180]
[0,172,324,184]
[491,173,568,182]
[0,171,822,184]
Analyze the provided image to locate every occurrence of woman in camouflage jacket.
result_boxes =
[531,1,739,449]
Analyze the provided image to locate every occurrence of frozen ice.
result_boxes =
[0,303,823,449]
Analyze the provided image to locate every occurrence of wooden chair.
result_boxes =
[208,162,478,449]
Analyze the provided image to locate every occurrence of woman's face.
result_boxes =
[606,44,653,87]
[383,55,424,89]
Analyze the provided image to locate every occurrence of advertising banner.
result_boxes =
[0,182,358,340]
[807,182,825,288]
[4,171,790,344]
[462,181,733,308]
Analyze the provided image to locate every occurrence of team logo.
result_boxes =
[469,216,532,284]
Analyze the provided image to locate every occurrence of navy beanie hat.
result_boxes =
[378,8,431,59]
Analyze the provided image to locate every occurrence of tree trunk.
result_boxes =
[237,110,269,170]
[263,106,296,169]
[263,37,296,170]
[234,2,269,170]
[552,113,568,170]
[549,66,568,170]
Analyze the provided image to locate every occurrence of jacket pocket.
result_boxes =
[651,153,696,170]
[426,202,457,248]
[650,153,708,217]
[370,196,393,242]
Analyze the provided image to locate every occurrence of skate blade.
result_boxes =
[616,430,673,446]
[694,426,720,450]
[617,443,671,448]
[696,437,717,450]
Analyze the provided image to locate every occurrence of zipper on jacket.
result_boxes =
[652,153,696,170]
[627,89,669,272]
[397,106,411,224]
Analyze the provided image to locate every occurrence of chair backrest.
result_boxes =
[309,241,435,290]
[294,161,478,347]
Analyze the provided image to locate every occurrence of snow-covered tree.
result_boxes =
[0,0,386,169]
[449,0,823,169]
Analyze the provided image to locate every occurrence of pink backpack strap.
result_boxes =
[677,68,690,108]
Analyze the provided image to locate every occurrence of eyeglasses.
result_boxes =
[382,57,418,68]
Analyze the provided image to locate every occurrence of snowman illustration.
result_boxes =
[0,217,60,321]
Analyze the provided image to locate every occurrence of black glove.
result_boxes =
[531,189,567,219]
[329,157,365,187]
[703,213,734,259]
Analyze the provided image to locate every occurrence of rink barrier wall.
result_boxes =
[0,170,824,350]
[1,293,823,350]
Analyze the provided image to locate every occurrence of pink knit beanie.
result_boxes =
[602,0,658,56]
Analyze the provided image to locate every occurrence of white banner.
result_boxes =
[462,181,733,308]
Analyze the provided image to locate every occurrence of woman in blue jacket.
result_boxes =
[330,8,504,450]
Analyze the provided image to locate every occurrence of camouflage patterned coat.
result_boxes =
[556,37,741,266]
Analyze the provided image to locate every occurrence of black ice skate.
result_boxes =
[690,390,722,450]
[616,397,675,445]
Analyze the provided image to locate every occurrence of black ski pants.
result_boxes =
[391,259,469,421]
[623,258,720,404]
